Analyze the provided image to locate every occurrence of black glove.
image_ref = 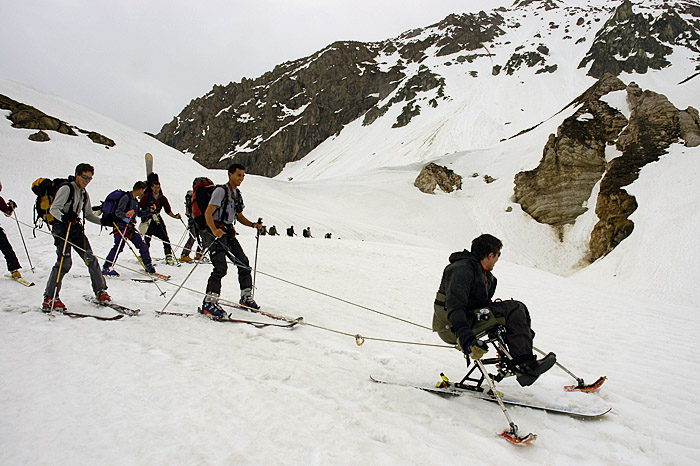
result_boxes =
[8,200,17,211]
[63,210,78,224]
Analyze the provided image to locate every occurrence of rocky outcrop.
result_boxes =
[579,0,700,78]
[28,130,50,142]
[514,75,700,260]
[414,163,462,194]
[514,75,628,225]
[590,84,700,259]
[0,94,115,147]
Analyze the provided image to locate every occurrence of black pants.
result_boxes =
[144,215,172,256]
[182,218,201,257]
[489,300,535,363]
[202,227,251,297]
[44,222,106,298]
[0,225,20,272]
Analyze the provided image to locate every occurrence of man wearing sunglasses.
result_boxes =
[42,163,111,312]
[432,233,555,387]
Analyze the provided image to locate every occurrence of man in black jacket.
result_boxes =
[433,234,555,387]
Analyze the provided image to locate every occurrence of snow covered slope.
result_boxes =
[1,65,700,465]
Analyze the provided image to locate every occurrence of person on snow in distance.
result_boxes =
[433,233,556,387]
[102,180,156,276]
[0,180,23,279]
[201,163,264,318]
[267,225,279,236]
[138,174,181,265]
[42,163,111,311]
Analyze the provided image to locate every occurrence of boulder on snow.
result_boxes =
[414,163,462,194]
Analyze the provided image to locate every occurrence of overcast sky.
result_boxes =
[1,0,507,134]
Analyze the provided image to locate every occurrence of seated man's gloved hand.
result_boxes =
[469,340,489,360]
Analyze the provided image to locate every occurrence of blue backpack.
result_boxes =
[99,189,129,227]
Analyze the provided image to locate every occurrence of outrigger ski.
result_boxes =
[6,274,35,287]
[369,375,611,419]
[83,295,140,316]
[156,309,300,328]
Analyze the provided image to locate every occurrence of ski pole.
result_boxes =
[50,222,72,314]
[106,222,130,270]
[113,222,166,297]
[252,217,262,298]
[159,238,217,314]
[474,358,534,443]
[12,211,35,273]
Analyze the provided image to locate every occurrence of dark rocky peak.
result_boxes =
[579,0,700,77]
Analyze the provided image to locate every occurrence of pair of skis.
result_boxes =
[45,295,140,321]
[157,301,303,329]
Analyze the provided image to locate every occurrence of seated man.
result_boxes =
[433,233,555,386]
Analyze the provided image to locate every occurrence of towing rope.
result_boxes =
[13,218,455,349]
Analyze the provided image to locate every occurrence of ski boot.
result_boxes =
[42,296,66,312]
[180,255,193,263]
[11,269,22,279]
[200,301,227,320]
[165,254,176,266]
[239,295,261,310]
[96,290,112,304]
[516,352,557,387]
[145,263,157,274]
[102,266,120,277]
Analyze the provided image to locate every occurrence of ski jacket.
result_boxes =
[49,181,101,225]
[0,196,13,216]
[114,192,147,227]
[433,249,497,346]
[139,191,173,216]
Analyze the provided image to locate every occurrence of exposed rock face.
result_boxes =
[156,12,507,176]
[515,76,700,260]
[1,94,76,135]
[0,94,115,147]
[414,163,462,194]
[514,74,628,225]
[579,0,700,78]
[590,84,700,259]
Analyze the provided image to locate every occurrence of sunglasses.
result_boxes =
[80,174,93,181]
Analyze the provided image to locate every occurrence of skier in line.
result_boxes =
[267,225,279,236]
[286,226,296,237]
[303,227,313,238]
[433,233,556,387]
[42,163,111,311]
[0,180,23,279]
[180,188,202,262]
[102,181,156,276]
[139,175,181,265]
[200,163,263,317]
